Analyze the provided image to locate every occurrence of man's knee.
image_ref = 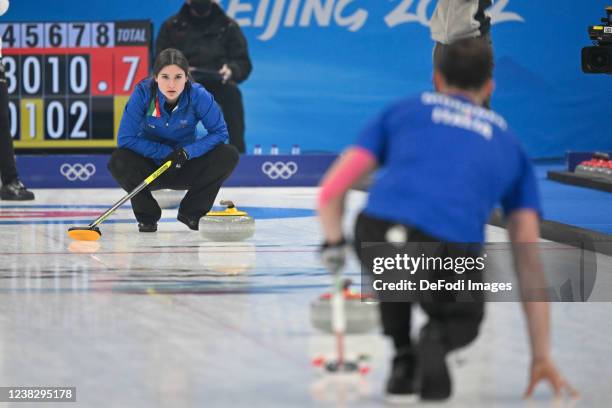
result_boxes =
[428,303,484,350]
[458,307,484,343]
[452,318,483,350]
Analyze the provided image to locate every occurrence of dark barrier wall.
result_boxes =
[3,1,612,157]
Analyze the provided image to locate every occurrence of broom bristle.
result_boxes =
[67,227,102,241]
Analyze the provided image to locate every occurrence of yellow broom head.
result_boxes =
[67,227,102,241]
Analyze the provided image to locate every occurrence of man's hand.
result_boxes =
[320,239,347,274]
[163,148,189,175]
[219,64,232,84]
[524,356,579,400]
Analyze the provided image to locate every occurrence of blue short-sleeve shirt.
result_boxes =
[355,92,541,243]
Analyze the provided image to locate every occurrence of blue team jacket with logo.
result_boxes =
[117,78,228,161]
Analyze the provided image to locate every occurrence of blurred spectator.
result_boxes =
[431,0,493,108]
[156,0,252,153]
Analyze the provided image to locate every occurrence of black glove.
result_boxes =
[163,148,189,174]
[320,238,347,274]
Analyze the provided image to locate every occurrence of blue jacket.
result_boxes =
[117,78,228,160]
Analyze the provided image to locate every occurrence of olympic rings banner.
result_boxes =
[16,154,338,187]
[5,1,612,157]
[59,163,97,182]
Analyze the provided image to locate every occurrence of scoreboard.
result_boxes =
[0,20,151,149]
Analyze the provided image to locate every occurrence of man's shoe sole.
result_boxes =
[0,193,35,201]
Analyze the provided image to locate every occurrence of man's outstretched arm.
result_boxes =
[507,209,579,399]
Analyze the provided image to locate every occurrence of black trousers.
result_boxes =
[200,80,246,154]
[354,212,485,352]
[0,61,18,185]
[107,144,239,224]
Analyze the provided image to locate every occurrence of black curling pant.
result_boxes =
[354,212,485,352]
[0,62,18,185]
[107,144,239,224]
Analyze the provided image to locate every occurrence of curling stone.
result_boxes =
[310,280,379,335]
[199,200,255,241]
[152,189,185,209]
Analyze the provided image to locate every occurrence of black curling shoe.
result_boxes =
[0,179,35,201]
[385,347,418,403]
[177,213,199,231]
[138,222,157,232]
[418,325,451,401]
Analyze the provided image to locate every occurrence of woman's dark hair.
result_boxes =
[434,37,493,90]
[150,48,193,106]
[153,48,192,79]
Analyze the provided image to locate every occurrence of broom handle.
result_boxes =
[89,161,172,228]
[331,271,346,366]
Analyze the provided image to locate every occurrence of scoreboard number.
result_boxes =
[2,55,18,93]
[22,23,44,48]
[43,99,89,140]
[21,99,42,140]
[68,23,91,47]
[8,101,19,138]
[45,100,65,139]
[22,56,42,95]
[121,56,140,92]
[1,23,20,48]
[2,20,151,149]
[91,23,115,47]
[69,55,89,94]
[45,55,65,94]
[69,100,89,139]
[44,23,68,48]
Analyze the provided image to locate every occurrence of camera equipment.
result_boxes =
[582,6,612,74]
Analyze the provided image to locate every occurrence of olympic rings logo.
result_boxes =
[261,161,298,180]
[60,163,97,181]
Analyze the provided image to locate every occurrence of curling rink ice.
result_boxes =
[1,187,611,408]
